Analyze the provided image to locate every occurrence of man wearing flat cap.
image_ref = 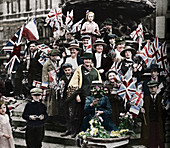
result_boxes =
[66,52,102,138]
[42,49,61,118]
[80,35,92,56]
[140,80,166,148]
[142,64,164,97]
[93,39,113,80]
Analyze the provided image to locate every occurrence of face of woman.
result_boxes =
[96,45,103,53]
[0,104,6,115]
[108,72,116,83]
[125,50,132,59]
[84,59,92,66]
[88,13,94,22]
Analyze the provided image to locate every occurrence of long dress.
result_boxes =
[0,114,15,148]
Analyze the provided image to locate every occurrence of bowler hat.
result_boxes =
[150,64,162,72]
[147,80,159,88]
[49,49,60,56]
[120,46,136,57]
[30,88,43,95]
[81,52,93,59]
[62,63,72,69]
[108,34,118,39]
[103,18,113,25]
[93,39,107,48]
[115,37,125,45]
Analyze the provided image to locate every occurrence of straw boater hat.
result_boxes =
[81,35,91,40]
[68,40,81,51]
[93,39,107,48]
[30,88,43,95]
[81,52,93,59]
[147,80,159,88]
[120,46,136,57]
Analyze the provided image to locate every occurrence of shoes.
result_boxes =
[71,132,78,138]
[60,130,71,137]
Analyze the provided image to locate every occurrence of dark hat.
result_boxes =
[68,40,81,51]
[147,80,159,88]
[115,37,125,45]
[27,41,38,48]
[81,52,93,59]
[120,46,136,57]
[93,39,107,48]
[108,34,118,39]
[62,63,72,69]
[81,35,91,40]
[30,88,43,95]
[103,18,113,25]
[150,64,162,72]
[49,49,60,56]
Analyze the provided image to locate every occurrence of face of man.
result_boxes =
[109,38,115,45]
[70,48,79,58]
[84,59,92,66]
[149,86,158,95]
[88,13,94,22]
[151,69,159,80]
[105,24,112,30]
[82,38,89,47]
[50,55,60,62]
[125,50,132,59]
[108,72,116,83]
[29,43,37,53]
[117,43,125,52]
[96,45,103,53]
[63,67,72,76]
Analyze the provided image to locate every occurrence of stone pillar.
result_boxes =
[20,0,26,12]
[3,1,8,14]
[156,0,168,39]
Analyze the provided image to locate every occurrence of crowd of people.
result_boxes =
[0,10,169,148]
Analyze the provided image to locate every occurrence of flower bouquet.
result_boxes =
[90,85,109,98]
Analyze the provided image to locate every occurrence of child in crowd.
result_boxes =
[22,88,48,148]
[0,100,15,148]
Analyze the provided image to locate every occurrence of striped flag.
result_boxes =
[71,18,84,33]
[22,18,39,41]
[5,55,20,74]
[32,80,41,88]
[65,10,73,27]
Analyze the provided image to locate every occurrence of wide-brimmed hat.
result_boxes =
[68,40,81,51]
[93,39,107,48]
[115,37,125,45]
[81,35,91,40]
[48,49,60,56]
[108,34,118,39]
[106,70,118,79]
[120,46,136,57]
[103,18,113,25]
[81,52,93,59]
[30,88,43,95]
[147,80,159,88]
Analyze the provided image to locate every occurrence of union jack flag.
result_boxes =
[5,55,20,74]
[38,52,49,66]
[117,69,137,106]
[32,80,41,88]
[71,18,84,33]
[2,25,23,58]
[37,44,52,54]
[45,8,63,29]
[65,10,73,27]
